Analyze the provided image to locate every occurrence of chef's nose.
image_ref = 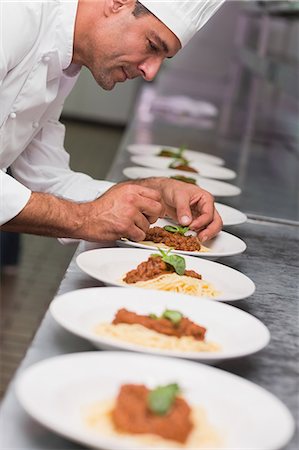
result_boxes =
[138,57,163,81]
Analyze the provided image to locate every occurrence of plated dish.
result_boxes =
[131,155,236,181]
[123,167,241,197]
[76,248,255,302]
[50,287,270,362]
[215,202,247,226]
[16,352,295,450]
[127,144,225,166]
[117,218,246,258]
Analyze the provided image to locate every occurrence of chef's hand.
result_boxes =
[134,178,222,242]
[81,183,164,242]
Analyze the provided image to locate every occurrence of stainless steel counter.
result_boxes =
[0,66,298,448]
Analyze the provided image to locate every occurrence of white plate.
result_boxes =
[117,218,246,259]
[131,155,236,180]
[123,167,241,197]
[215,202,247,226]
[50,287,270,362]
[16,352,295,450]
[76,248,255,302]
[127,143,225,166]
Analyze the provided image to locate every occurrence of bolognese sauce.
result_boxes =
[113,308,206,340]
[145,226,201,252]
[123,256,202,284]
[111,384,193,443]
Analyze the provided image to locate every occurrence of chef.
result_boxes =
[0,0,224,243]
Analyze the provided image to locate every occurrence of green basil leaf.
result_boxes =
[147,383,180,416]
[164,225,180,233]
[157,148,177,158]
[162,309,183,325]
[163,225,189,236]
[149,313,158,320]
[162,254,186,275]
[177,145,186,157]
[179,226,190,235]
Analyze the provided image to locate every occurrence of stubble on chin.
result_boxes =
[93,69,115,91]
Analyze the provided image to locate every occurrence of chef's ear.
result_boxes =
[104,0,135,16]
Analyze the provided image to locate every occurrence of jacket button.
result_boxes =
[32,121,39,128]
[43,55,50,63]
[10,112,16,119]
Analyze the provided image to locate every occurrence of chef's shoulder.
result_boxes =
[1,0,43,72]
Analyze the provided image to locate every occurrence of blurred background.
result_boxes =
[1,0,298,397]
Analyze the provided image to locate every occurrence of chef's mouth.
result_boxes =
[121,67,128,81]
[122,67,139,81]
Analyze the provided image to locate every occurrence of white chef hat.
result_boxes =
[138,0,224,47]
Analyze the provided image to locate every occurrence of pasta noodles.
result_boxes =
[123,273,219,298]
[94,323,220,353]
[140,240,210,252]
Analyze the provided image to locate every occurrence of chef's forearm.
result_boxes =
[1,192,87,238]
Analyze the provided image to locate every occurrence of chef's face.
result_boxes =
[77,0,181,90]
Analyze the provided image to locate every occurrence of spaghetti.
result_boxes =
[94,323,220,353]
[123,273,219,298]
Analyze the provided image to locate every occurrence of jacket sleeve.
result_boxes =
[10,112,114,204]
[0,170,32,225]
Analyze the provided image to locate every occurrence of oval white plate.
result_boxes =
[131,155,236,180]
[215,202,247,226]
[16,352,295,450]
[50,287,270,362]
[127,143,225,166]
[123,167,241,197]
[117,218,246,259]
[76,248,255,302]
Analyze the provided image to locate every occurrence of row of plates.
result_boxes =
[16,143,295,449]
[125,143,242,196]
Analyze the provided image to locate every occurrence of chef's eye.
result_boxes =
[148,40,159,53]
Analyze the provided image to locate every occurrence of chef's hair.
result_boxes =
[132,1,151,17]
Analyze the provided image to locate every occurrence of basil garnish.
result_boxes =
[158,145,186,159]
[149,309,183,326]
[151,248,185,276]
[169,156,190,168]
[147,383,180,416]
[164,225,189,236]
[149,313,159,320]
[162,309,183,325]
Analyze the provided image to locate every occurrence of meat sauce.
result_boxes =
[113,308,206,340]
[145,226,201,251]
[123,256,202,284]
[171,164,198,173]
[111,384,193,443]
[170,175,197,185]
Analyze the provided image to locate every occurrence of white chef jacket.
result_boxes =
[0,0,114,225]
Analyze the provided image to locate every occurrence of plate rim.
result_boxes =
[75,247,256,302]
[130,155,237,180]
[50,286,270,360]
[123,166,242,197]
[16,351,295,450]
[126,143,225,166]
[116,228,247,258]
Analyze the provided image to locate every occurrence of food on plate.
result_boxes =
[143,225,209,252]
[85,383,222,447]
[157,145,186,159]
[94,308,220,352]
[169,157,198,173]
[113,308,206,339]
[113,384,191,442]
[122,250,219,298]
[170,175,197,185]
